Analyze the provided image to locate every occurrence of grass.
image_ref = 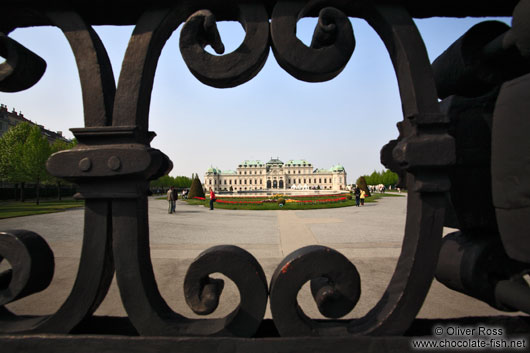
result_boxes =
[184,192,403,210]
[0,199,85,219]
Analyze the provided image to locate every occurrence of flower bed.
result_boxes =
[214,196,347,205]
[217,199,264,204]
[218,193,346,200]
[286,197,347,204]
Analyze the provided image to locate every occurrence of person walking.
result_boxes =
[167,186,176,213]
[354,186,361,207]
[360,189,366,206]
[172,186,178,212]
[209,187,216,210]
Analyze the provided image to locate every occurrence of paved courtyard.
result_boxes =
[0,195,516,321]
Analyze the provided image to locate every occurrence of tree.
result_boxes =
[188,174,205,199]
[20,125,51,205]
[174,176,192,188]
[150,175,192,191]
[48,139,77,200]
[366,170,379,185]
[382,169,399,187]
[0,122,32,201]
[358,169,399,189]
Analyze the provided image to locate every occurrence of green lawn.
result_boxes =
[0,199,85,219]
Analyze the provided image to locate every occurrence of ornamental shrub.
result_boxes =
[356,176,371,197]
[188,174,205,199]
[346,194,352,200]
[277,198,286,205]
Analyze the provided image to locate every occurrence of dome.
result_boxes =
[206,167,220,174]
[330,164,345,172]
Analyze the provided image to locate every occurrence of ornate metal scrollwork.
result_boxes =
[270,1,355,82]
[0,230,54,306]
[270,245,361,336]
[179,4,270,88]
[0,33,46,92]
[0,0,452,337]
[5,0,529,346]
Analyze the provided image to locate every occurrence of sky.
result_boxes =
[0,14,510,183]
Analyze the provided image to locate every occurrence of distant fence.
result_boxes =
[0,186,77,200]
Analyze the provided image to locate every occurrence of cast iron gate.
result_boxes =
[0,0,529,351]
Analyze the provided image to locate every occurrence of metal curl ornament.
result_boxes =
[183,245,268,335]
[0,230,54,306]
[179,4,270,88]
[113,240,268,337]
[270,1,355,82]
[0,33,47,92]
[270,246,361,336]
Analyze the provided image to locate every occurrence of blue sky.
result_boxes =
[0,15,510,182]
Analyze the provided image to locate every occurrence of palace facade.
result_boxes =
[204,158,347,192]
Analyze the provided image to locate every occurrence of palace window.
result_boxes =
[239,180,242,184]
[209,180,212,185]
[229,180,232,185]
[244,171,247,175]
[245,180,247,184]
[319,178,322,183]
[260,179,262,184]
[298,170,301,174]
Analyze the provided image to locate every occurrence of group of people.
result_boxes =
[353,186,366,207]
[368,184,386,194]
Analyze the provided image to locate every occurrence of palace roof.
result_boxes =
[330,164,345,172]
[206,167,221,174]
[285,159,311,166]
[240,160,264,167]
[266,158,283,165]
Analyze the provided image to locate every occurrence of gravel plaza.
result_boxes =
[0,195,517,320]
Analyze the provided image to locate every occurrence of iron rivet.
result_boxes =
[108,156,121,171]
[78,157,91,172]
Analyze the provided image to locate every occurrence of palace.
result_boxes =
[204,158,347,192]
[0,104,69,144]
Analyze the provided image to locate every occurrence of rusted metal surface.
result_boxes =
[0,0,528,350]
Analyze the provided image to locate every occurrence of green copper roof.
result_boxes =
[240,160,264,166]
[285,159,311,166]
[266,158,283,165]
[221,170,237,175]
[206,167,221,174]
[330,164,345,172]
